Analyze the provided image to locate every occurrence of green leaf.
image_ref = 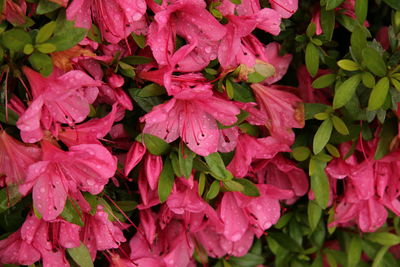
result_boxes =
[137,84,165,97]
[23,43,34,55]
[391,77,400,91]
[60,199,84,226]
[218,109,249,129]
[121,56,153,65]
[366,232,400,246]
[372,246,390,267]
[229,0,241,4]
[28,52,53,76]
[232,82,255,102]
[362,48,387,77]
[374,119,397,160]
[362,72,376,88]
[158,158,175,203]
[314,112,330,120]
[136,134,170,156]
[36,0,61,14]
[0,105,19,125]
[292,146,311,161]
[355,0,368,23]
[268,232,303,252]
[36,43,57,54]
[320,9,335,41]
[115,201,137,212]
[128,88,164,112]
[204,153,233,181]
[347,236,362,267]
[178,143,196,179]
[1,29,32,52]
[306,23,316,37]
[36,21,57,43]
[206,180,220,200]
[308,200,322,232]
[351,26,368,62]
[247,71,267,83]
[312,74,336,89]
[235,178,260,197]
[305,42,319,77]
[0,186,21,214]
[313,118,333,154]
[48,17,87,51]
[198,172,206,196]
[326,0,345,10]
[368,77,390,110]
[131,33,146,48]
[331,115,349,135]
[225,78,234,99]
[382,0,400,10]
[326,144,340,158]
[118,61,136,78]
[337,59,360,71]
[67,242,94,267]
[254,62,275,78]
[305,103,331,120]
[332,74,361,109]
[223,180,244,192]
[309,158,330,208]
[88,24,102,43]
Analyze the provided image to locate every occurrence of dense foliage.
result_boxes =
[1,0,400,266]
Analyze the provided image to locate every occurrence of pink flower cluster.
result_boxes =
[2,0,382,266]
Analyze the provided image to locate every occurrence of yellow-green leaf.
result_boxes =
[332,115,349,135]
[332,74,361,109]
[337,59,360,71]
[368,77,390,110]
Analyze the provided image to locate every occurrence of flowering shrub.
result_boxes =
[1,0,400,266]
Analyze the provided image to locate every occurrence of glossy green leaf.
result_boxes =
[320,9,335,41]
[308,200,322,232]
[223,180,244,192]
[332,74,361,109]
[136,134,170,156]
[235,178,260,197]
[314,112,330,120]
[28,52,53,76]
[198,172,206,196]
[313,118,333,154]
[309,158,330,208]
[48,18,87,52]
[332,115,349,135]
[36,43,57,53]
[348,236,362,267]
[1,29,32,52]
[206,180,220,200]
[60,199,84,226]
[366,232,400,246]
[355,0,368,23]
[306,22,316,37]
[372,246,390,267]
[362,48,387,77]
[326,0,345,10]
[305,42,319,77]
[36,21,56,43]
[204,152,233,181]
[312,74,336,89]
[178,143,196,179]
[374,118,397,160]
[131,33,146,48]
[36,0,61,14]
[292,146,311,161]
[137,84,165,97]
[337,59,360,71]
[67,242,94,267]
[158,158,175,203]
[351,26,368,62]
[362,72,376,88]
[368,77,390,110]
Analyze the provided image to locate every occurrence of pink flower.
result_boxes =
[227,134,290,178]
[67,0,147,44]
[0,212,81,267]
[19,141,117,221]
[57,103,117,146]
[82,205,127,259]
[1,0,27,25]
[141,84,240,156]
[0,130,41,185]
[147,0,226,72]
[16,67,101,143]
[251,83,305,145]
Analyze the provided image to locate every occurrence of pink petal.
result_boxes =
[220,192,249,242]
